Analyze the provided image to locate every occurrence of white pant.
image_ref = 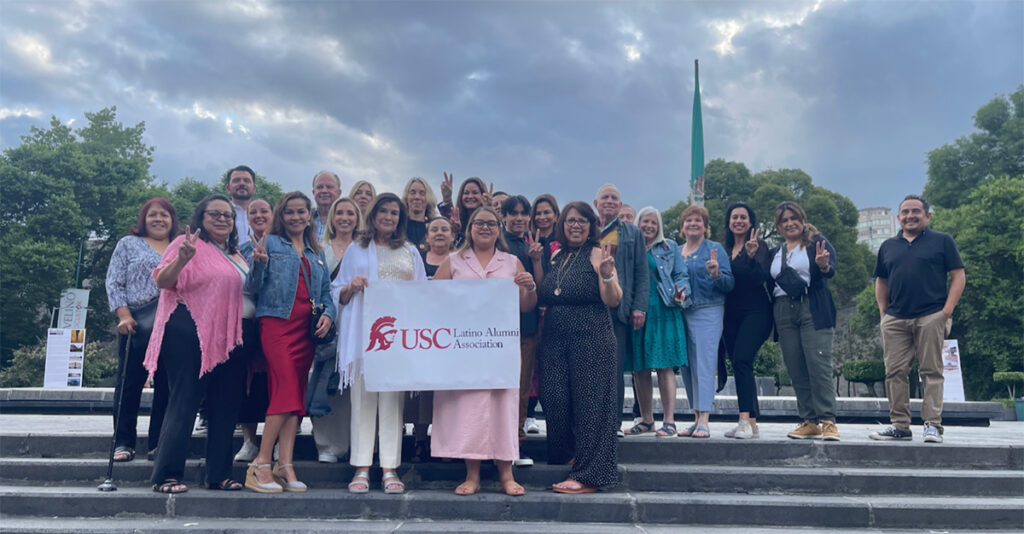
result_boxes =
[312,390,351,456]
[349,375,405,468]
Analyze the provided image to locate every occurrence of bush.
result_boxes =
[754,343,782,377]
[0,340,119,387]
[842,360,887,382]
[993,371,1024,399]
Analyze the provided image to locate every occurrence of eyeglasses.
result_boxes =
[565,218,589,227]
[471,220,500,228]
[204,211,235,221]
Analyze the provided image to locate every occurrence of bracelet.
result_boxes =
[602,275,616,283]
[526,284,537,293]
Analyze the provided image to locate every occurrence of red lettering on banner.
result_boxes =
[400,329,418,350]
[433,328,451,349]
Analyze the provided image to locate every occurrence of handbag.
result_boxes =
[129,298,159,350]
[302,258,337,345]
[775,245,809,298]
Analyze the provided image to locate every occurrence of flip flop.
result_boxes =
[691,424,711,438]
[153,478,187,494]
[677,424,698,437]
[113,446,135,462]
[552,480,597,494]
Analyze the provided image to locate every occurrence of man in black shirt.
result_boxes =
[870,195,965,444]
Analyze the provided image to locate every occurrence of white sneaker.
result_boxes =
[318,452,339,463]
[234,440,258,462]
[524,418,540,434]
[513,456,534,467]
[733,420,756,440]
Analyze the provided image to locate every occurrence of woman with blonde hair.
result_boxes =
[402,177,438,247]
[348,180,377,215]
[768,201,839,441]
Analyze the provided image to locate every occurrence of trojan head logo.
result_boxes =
[366,316,397,351]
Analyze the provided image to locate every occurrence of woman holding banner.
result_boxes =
[431,206,537,496]
[537,201,621,494]
[334,193,427,494]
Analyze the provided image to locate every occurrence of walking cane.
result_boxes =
[98,332,132,492]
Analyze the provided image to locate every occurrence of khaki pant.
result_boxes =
[880,310,951,431]
[518,335,537,441]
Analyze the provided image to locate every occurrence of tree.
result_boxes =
[923,86,1024,209]
[931,175,1024,399]
[662,159,871,307]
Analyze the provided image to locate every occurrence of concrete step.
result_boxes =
[3,458,1022,497]
[1,485,1021,530]
[4,433,1022,470]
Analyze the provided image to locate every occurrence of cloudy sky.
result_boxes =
[2,0,1021,211]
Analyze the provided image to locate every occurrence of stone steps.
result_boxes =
[3,458,1022,497]
[1,485,1021,530]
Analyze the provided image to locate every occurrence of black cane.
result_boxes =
[98,331,132,491]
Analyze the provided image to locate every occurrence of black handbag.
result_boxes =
[302,259,337,345]
[775,246,809,298]
[129,298,159,350]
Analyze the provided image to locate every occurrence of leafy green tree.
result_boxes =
[924,86,1024,209]
[931,175,1024,399]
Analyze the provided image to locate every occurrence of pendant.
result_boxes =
[554,287,562,296]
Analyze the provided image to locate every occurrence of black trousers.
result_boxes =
[612,319,633,421]
[150,305,246,486]
[113,332,168,451]
[723,310,771,418]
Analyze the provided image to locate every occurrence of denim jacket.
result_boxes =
[246,234,337,322]
[649,240,691,308]
[681,239,734,310]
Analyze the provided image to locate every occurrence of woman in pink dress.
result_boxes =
[431,206,538,496]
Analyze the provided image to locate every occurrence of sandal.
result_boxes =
[552,479,597,494]
[382,471,405,494]
[656,423,677,438]
[627,421,654,435]
[677,424,698,437]
[348,471,370,494]
[113,446,135,462]
[691,424,711,438]
[153,478,188,494]
[454,480,480,496]
[207,478,243,491]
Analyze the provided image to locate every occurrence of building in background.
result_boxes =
[857,207,897,253]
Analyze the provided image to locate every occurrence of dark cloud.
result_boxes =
[2,0,1021,211]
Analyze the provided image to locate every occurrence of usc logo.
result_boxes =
[365,316,452,351]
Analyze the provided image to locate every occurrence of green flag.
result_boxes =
[690,59,705,207]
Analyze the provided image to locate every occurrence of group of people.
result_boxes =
[105,164,965,497]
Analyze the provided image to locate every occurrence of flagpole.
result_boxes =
[689,59,705,207]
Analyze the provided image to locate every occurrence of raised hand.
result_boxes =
[178,225,201,264]
[482,182,494,208]
[599,243,616,280]
[815,240,831,271]
[514,271,536,291]
[450,204,462,234]
[249,231,268,263]
[527,230,543,261]
[672,283,687,304]
[706,247,720,278]
[441,172,454,203]
[744,228,760,258]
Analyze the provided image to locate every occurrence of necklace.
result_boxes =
[553,247,583,296]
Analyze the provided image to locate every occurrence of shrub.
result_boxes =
[0,340,119,387]
[993,371,1024,399]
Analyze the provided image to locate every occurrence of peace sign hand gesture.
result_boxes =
[450,204,462,234]
[706,247,720,278]
[527,230,544,261]
[673,283,687,304]
[599,243,616,280]
[249,231,268,263]
[815,240,831,271]
[178,225,201,264]
[441,172,454,203]
[744,228,760,258]
[481,181,494,208]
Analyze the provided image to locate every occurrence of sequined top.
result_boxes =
[377,245,418,281]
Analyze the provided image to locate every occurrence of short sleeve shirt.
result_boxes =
[874,228,963,319]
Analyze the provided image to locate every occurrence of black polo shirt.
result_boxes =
[874,228,963,319]
[504,230,539,337]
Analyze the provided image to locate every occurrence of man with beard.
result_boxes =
[311,171,342,239]
[594,184,649,437]
[870,194,965,444]
[225,165,257,245]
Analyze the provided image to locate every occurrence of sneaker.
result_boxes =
[513,456,534,467]
[234,440,258,462]
[786,420,822,440]
[524,418,540,434]
[318,452,339,463]
[868,425,912,441]
[194,417,208,435]
[732,420,756,440]
[617,430,625,438]
[923,422,943,443]
[821,420,840,441]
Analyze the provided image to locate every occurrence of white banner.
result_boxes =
[361,279,520,392]
[44,328,85,388]
[942,339,965,401]
[56,288,90,330]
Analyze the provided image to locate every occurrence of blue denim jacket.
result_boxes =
[246,234,336,322]
[682,239,734,309]
[649,240,691,308]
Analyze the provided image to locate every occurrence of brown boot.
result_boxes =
[820,420,840,441]
[786,420,822,440]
